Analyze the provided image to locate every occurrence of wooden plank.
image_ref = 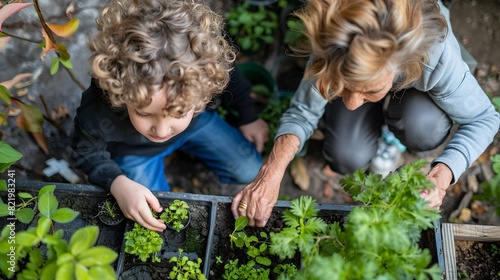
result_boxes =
[441,223,457,280]
[451,224,500,241]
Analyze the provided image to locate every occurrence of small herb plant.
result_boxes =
[268,159,442,279]
[97,197,124,225]
[168,249,206,280]
[161,199,190,232]
[124,222,163,263]
[0,185,117,279]
[222,216,297,279]
[226,2,278,53]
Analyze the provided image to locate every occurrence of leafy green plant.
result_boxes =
[124,222,163,263]
[168,249,206,280]
[269,159,442,279]
[222,216,297,280]
[161,199,190,232]
[0,185,117,279]
[226,2,278,53]
[474,154,500,216]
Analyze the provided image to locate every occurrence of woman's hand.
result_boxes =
[424,162,454,209]
[110,175,166,231]
[231,134,300,227]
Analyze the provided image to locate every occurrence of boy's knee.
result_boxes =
[219,157,261,184]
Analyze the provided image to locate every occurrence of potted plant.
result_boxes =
[161,199,190,232]
[0,184,118,279]
[97,196,125,226]
[117,197,209,278]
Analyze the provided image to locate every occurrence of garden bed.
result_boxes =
[442,223,500,279]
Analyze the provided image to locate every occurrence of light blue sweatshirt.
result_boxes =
[275,2,500,184]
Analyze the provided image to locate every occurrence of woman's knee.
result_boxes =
[323,141,377,174]
[386,89,452,152]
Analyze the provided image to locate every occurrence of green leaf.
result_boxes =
[55,262,75,280]
[16,231,40,247]
[51,208,79,223]
[60,57,73,69]
[38,192,58,218]
[70,226,99,256]
[40,261,58,280]
[78,246,118,266]
[36,216,52,237]
[50,57,60,75]
[16,207,35,223]
[39,184,56,196]
[18,192,33,199]
[75,262,90,280]
[0,84,11,105]
[0,141,23,172]
[89,265,116,280]
[0,202,8,216]
[234,216,248,231]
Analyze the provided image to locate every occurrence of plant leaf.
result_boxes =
[46,18,79,38]
[50,57,60,75]
[70,226,99,256]
[38,192,58,218]
[0,3,33,32]
[0,84,11,105]
[51,207,79,223]
[0,141,22,172]
[78,246,118,266]
[13,100,43,132]
[41,28,57,61]
[16,207,35,223]
[0,73,32,90]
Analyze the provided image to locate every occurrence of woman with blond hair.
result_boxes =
[232,0,500,227]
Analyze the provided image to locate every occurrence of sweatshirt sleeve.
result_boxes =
[70,118,123,192]
[218,66,260,126]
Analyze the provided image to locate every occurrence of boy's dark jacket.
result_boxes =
[71,67,258,191]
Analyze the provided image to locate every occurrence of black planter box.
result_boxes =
[114,191,446,279]
[3,182,445,279]
[1,181,127,274]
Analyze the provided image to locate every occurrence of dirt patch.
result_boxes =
[455,240,500,279]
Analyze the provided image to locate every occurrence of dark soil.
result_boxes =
[455,240,500,280]
[208,203,302,279]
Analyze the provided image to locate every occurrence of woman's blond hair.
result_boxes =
[292,0,447,100]
[88,0,235,116]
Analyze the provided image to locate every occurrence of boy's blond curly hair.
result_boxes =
[88,0,235,116]
[292,0,447,100]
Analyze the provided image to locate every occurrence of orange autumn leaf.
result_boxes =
[12,100,43,133]
[0,2,32,32]
[46,18,79,38]
[0,73,32,90]
[41,28,57,61]
[30,131,49,154]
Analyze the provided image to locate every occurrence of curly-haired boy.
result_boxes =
[71,0,268,231]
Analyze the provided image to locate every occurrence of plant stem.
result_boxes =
[0,31,40,44]
[32,0,86,90]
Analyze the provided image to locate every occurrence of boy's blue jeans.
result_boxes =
[112,110,262,191]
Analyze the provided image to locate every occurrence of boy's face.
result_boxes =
[126,85,195,143]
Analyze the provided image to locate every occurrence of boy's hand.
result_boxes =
[239,118,269,153]
[110,175,166,231]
